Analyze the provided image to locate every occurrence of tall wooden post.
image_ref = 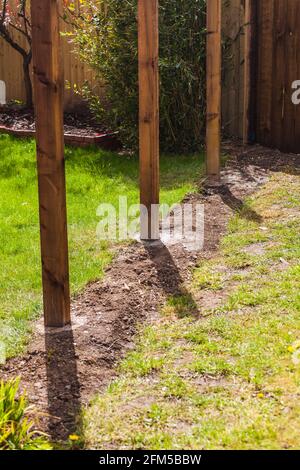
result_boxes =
[243,0,256,144]
[206,0,221,182]
[138,0,160,240]
[31,0,71,327]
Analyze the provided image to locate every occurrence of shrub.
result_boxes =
[65,0,207,152]
[0,378,50,450]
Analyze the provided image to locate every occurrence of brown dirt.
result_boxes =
[1,140,300,442]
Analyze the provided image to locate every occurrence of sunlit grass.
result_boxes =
[0,134,204,358]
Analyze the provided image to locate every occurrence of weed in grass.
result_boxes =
[191,357,234,377]
[160,375,189,399]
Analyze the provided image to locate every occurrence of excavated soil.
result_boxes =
[2,140,300,441]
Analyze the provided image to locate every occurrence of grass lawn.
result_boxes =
[82,171,300,450]
[0,134,204,358]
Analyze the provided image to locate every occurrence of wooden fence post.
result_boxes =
[138,0,160,240]
[206,0,222,181]
[243,0,257,144]
[31,0,71,327]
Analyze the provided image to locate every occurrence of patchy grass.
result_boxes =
[164,294,199,319]
[193,261,224,291]
[82,172,300,450]
[0,135,203,358]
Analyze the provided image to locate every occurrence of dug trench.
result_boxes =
[2,141,299,442]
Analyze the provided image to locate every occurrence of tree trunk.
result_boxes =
[23,53,33,108]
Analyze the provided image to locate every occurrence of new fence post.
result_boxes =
[31,0,71,327]
[243,0,257,144]
[206,0,222,182]
[138,0,160,240]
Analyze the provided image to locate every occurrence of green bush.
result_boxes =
[0,379,50,450]
[66,0,206,152]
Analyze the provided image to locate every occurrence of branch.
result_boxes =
[0,22,28,58]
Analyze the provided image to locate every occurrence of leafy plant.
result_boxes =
[64,0,207,152]
[0,378,50,450]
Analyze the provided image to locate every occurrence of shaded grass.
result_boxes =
[0,135,204,358]
[81,172,300,450]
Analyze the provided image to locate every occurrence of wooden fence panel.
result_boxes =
[256,0,300,153]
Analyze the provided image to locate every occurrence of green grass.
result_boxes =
[193,261,224,291]
[81,172,300,450]
[0,134,203,358]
